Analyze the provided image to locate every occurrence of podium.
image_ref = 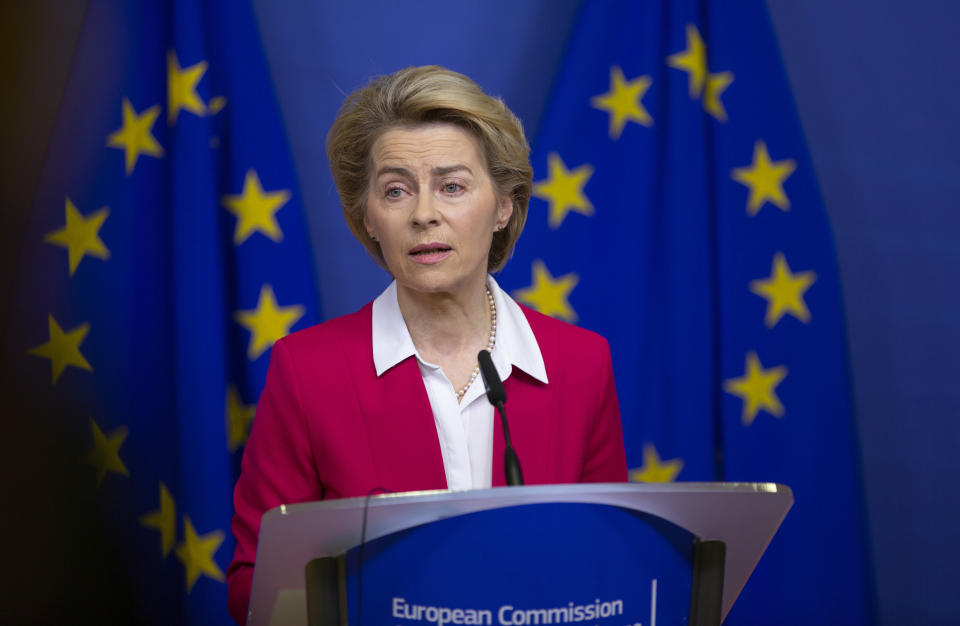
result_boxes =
[248,482,792,626]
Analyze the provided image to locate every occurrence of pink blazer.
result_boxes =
[226,302,627,624]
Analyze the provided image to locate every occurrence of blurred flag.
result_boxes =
[12,0,317,623]
[498,1,873,623]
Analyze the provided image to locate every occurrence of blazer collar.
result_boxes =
[371,276,548,385]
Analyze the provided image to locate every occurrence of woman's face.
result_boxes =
[364,123,512,298]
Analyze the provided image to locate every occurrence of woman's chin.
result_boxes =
[395,269,484,298]
[398,277,458,296]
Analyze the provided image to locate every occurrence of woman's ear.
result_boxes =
[363,213,377,241]
[497,196,514,231]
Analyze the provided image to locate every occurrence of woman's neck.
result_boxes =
[396,276,492,362]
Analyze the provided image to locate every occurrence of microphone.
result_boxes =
[478,350,523,486]
[477,349,506,406]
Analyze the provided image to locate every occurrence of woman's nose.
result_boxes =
[410,192,441,228]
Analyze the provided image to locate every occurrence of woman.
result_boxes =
[226,65,627,623]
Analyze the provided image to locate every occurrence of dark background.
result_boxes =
[3,2,957,624]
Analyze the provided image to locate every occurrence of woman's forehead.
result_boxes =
[371,123,485,174]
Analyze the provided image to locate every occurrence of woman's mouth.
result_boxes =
[408,243,453,264]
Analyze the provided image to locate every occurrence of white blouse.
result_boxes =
[371,276,548,490]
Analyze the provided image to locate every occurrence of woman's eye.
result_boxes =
[386,188,403,198]
[443,183,462,194]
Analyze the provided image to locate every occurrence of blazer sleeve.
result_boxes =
[226,338,324,625]
[580,337,628,482]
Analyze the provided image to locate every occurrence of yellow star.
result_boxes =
[27,314,92,384]
[591,66,653,139]
[667,24,708,98]
[723,351,788,426]
[226,385,256,452]
[44,198,110,276]
[168,51,208,124]
[106,97,164,175]
[532,153,594,229]
[513,260,579,322]
[84,418,129,487]
[140,482,176,557]
[731,141,797,215]
[750,252,817,328]
[174,516,225,591]
[221,169,291,244]
[629,443,684,483]
[234,285,305,360]
[703,71,734,122]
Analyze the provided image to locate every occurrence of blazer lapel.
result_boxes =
[356,356,448,493]
[492,368,552,486]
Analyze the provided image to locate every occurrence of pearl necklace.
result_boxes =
[455,287,497,402]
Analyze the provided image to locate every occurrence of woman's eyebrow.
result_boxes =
[375,165,414,179]
[432,165,473,177]
[375,164,473,180]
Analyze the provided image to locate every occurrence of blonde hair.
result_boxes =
[326,65,532,272]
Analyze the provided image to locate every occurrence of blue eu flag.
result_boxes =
[497,1,873,623]
[13,0,317,623]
